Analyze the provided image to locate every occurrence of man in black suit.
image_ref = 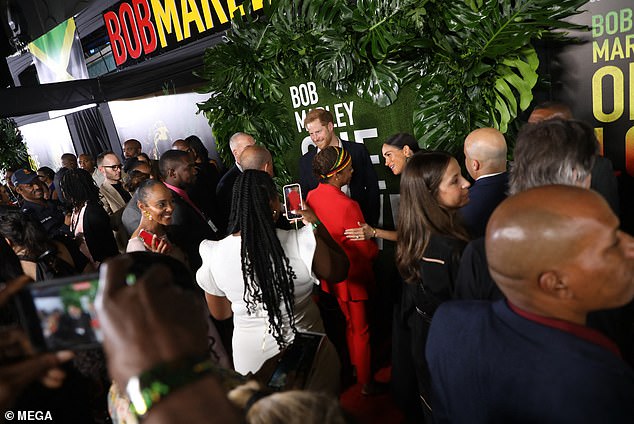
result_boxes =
[299,109,379,226]
[215,132,256,236]
[160,150,219,272]
[459,127,508,238]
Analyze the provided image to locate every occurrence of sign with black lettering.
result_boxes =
[102,0,266,68]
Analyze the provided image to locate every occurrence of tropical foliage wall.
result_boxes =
[0,118,29,179]
[198,0,587,183]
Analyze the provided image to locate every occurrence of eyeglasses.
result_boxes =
[102,164,122,170]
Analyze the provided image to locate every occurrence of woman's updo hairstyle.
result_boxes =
[312,146,351,183]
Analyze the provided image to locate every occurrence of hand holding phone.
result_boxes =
[283,184,303,221]
[139,229,171,253]
[0,276,74,410]
[14,274,102,352]
[0,331,73,411]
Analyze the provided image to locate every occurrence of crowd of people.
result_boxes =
[1,104,634,423]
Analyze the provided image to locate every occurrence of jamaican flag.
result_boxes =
[27,18,89,84]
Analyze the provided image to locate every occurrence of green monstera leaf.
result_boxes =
[412,0,586,149]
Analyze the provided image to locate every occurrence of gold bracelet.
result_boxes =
[372,227,377,238]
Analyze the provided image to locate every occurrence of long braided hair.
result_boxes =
[228,170,297,348]
[60,168,101,210]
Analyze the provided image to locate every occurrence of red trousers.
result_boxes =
[337,298,372,384]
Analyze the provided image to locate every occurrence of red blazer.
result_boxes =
[307,183,378,301]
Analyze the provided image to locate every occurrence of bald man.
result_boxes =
[455,119,597,301]
[240,145,274,176]
[459,128,508,238]
[427,185,634,423]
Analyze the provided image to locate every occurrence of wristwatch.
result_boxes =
[126,356,215,417]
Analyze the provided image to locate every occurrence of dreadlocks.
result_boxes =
[229,170,297,348]
[60,168,101,210]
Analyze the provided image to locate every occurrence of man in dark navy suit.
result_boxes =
[215,132,256,236]
[428,185,634,423]
[299,109,379,226]
[459,128,508,238]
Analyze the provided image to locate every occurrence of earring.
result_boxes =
[144,211,152,221]
[272,210,278,218]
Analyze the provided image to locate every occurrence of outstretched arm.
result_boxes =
[344,222,397,242]
[296,207,349,283]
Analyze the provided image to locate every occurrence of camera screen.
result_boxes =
[29,278,102,350]
[284,184,302,220]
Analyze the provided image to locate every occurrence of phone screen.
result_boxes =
[21,274,102,351]
[266,332,323,390]
[283,184,303,221]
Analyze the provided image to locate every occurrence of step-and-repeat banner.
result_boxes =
[556,0,633,175]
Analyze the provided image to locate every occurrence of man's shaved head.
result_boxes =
[463,128,507,179]
[240,145,274,176]
[486,185,634,324]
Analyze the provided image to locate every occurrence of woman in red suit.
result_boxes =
[307,146,381,394]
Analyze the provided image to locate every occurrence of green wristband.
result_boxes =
[311,220,321,230]
[126,356,215,417]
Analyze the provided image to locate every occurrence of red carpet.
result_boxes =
[339,367,407,424]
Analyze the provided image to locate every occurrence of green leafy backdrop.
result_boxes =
[197,0,587,184]
[0,118,29,180]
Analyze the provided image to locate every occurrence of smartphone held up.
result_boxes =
[14,274,102,352]
[283,184,303,221]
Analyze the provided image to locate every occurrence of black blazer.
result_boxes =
[167,189,218,272]
[215,164,242,237]
[459,172,508,239]
[591,156,619,215]
[189,161,220,223]
[299,140,380,226]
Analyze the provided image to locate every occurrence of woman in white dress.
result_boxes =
[196,170,348,393]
